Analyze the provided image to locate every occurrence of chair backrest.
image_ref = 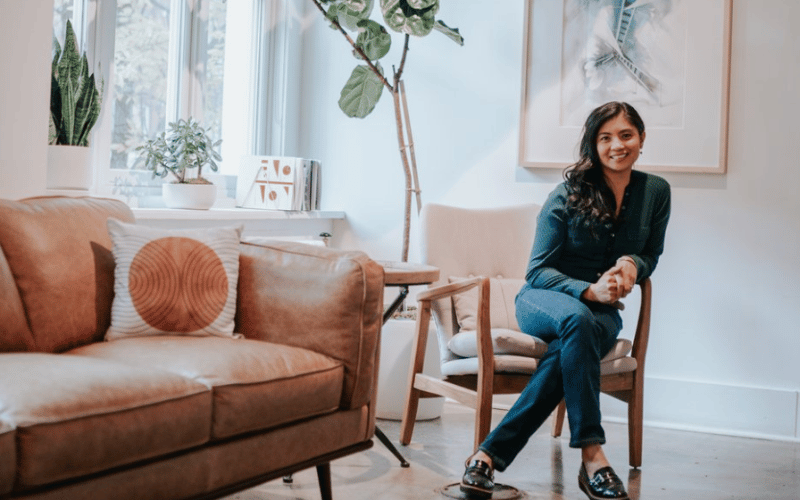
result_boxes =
[419,203,541,365]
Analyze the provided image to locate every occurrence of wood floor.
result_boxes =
[227,401,800,499]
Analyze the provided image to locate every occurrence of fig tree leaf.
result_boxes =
[338,0,375,31]
[433,20,464,46]
[338,64,384,118]
[380,0,438,37]
[355,20,392,60]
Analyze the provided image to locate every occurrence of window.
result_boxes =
[55,0,297,203]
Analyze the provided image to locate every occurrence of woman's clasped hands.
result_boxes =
[582,258,637,307]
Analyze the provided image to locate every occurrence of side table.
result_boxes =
[374,261,440,468]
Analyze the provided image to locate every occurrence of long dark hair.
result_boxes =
[563,101,645,228]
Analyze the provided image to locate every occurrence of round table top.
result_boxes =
[377,260,440,286]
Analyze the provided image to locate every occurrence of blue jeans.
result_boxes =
[477,284,622,472]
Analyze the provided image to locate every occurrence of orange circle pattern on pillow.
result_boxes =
[128,237,228,332]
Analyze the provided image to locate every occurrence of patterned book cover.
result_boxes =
[236,156,302,210]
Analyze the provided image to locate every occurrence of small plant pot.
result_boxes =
[162,183,217,210]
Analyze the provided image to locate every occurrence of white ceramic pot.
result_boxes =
[47,145,93,190]
[376,318,444,421]
[162,183,217,210]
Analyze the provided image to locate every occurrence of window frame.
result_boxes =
[71,0,296,206]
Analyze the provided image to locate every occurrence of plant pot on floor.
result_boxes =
[377,318,444,421]
[47,145,93,190]
[162,183,217,210]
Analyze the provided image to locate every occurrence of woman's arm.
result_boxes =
[626,176,672,282]
[525,186,593,299]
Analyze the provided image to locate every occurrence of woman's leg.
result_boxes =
[475,287,621,472]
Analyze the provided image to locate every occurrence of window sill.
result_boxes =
[131,207,345,221]
[131,208,345,240]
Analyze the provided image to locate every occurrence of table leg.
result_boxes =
[374,426,410,468]
[383,285,409,323]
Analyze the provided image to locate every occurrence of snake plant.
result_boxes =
[50,20,102,146]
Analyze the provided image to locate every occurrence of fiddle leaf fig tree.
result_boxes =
[311,0,463,262]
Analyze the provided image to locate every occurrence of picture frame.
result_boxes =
[518,0,732,174]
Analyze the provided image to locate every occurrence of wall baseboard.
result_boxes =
[493,376,800,442]
[601,376,800,443]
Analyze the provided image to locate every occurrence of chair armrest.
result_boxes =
[235,240,384,410]
[416,276,483,302]
[630,278,652,365]
[416,276,496,374]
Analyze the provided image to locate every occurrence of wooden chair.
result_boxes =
[399,203,652,468]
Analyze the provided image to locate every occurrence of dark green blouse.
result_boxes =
[525,170,671,299]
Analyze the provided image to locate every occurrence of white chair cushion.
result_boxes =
[441,339,635,377]
[448,328,548,358]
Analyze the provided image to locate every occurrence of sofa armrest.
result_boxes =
[235,240,384,410]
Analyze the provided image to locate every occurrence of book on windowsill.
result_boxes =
[236,156,320,211]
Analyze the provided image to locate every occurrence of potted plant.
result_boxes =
[48,19,103,190]
[136,118,222,210]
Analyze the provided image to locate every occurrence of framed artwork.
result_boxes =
[518,0,732,173]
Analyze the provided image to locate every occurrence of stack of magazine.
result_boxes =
[236,156,321,211]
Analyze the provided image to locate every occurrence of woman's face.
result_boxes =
[595,113,645,176]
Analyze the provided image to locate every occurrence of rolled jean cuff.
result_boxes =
[477,446,509,473]
[569,435,606,449]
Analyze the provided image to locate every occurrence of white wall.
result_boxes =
[0,0,51,199]
[298,1,800,441]
[2,0,798,441]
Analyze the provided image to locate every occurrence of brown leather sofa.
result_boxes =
[0,196,384,500]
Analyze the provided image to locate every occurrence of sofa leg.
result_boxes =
[317,463,332,500]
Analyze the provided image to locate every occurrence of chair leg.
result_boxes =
[399,385,420,446]
[399,302,432,446]
[628,387,644,468]
[474,385,493,451]
[551,399,566,438]
[316,463,332,500]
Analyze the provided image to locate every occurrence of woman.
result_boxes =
[460,102,671,500]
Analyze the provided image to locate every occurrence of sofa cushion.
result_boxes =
[0,420,14,495]
[449,277,526,332]
[68,336,345,439]
[0,197,135,352]
[106,219,243,340]
[0,353,211,488]
[0,248,34,352]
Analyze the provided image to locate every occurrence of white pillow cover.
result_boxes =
[106,219,243,340]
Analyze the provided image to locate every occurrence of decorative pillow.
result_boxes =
[449,277,526,332]
[106,219,243,340]
[448,328,548,358]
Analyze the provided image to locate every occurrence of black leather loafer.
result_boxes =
[460,459,494,499]
[578,463,629,500]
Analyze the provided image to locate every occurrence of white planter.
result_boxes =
[47,145,93,190]
[162,183,217,210]
[377,318,444,421]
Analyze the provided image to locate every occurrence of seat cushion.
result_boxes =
[68,337,345,439]
[441,339,635,377]
[448,328,548,358]
[0,353,211,488]
[0,420,14,495]
[0,197,135,352]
